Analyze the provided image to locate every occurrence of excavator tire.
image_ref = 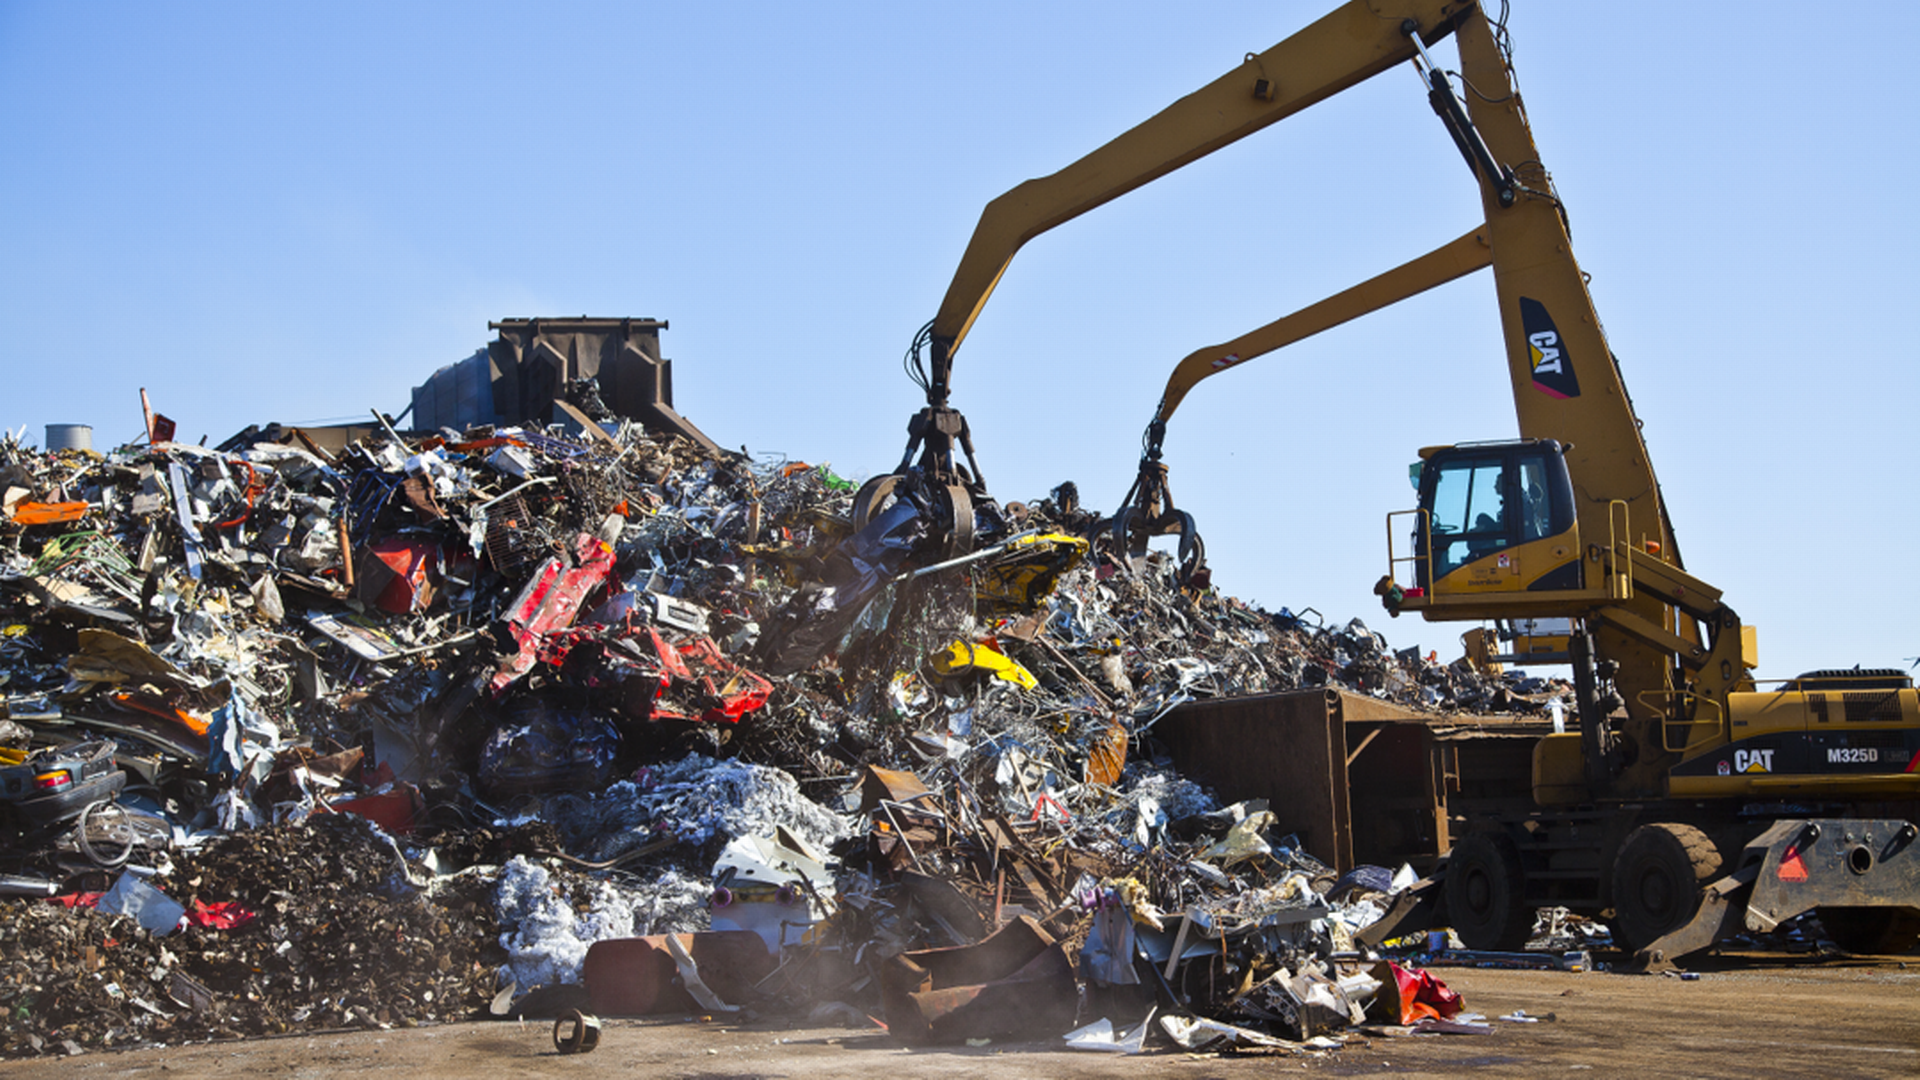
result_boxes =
[1817,906,1920,956]
[1444,830,1531,951]
[1609,823,1722,953]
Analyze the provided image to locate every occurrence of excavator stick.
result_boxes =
[1111,421,1207,588]
[1624,818,1920,972]
[1105,226,1489,593]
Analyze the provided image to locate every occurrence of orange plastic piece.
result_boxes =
[9,501,89,525]
[109,692,211,736]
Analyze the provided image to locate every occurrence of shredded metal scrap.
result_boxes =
[0,413,1565,1057]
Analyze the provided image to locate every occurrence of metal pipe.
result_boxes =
[895,528,1042,582]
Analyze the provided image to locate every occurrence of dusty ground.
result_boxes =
[6,952,1916,1080]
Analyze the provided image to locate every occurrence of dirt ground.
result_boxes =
[7,952,1917,1080]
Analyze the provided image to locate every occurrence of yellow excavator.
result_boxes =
[872,0,1920,961]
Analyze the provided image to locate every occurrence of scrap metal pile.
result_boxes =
[0,413,1562,1057]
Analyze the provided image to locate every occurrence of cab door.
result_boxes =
[1416,441,1580,597]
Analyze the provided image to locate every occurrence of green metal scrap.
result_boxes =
[813,466,856,494]
[31,529,140,599]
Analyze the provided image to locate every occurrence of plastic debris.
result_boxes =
[94,872,184,936]
[1063,1008,1155,1053]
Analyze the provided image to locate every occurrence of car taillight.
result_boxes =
[31,770,72,791]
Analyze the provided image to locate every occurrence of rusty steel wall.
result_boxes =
[1155,689,1544,872]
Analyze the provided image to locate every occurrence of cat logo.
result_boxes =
[1733,748,1775,774]
[1529,331,1562,372]
[1519,297,1582,399]
[1209,353,1245,371]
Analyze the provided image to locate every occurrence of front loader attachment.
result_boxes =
[1625,818,1920,972]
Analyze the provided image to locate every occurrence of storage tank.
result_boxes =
[44,424,93,452]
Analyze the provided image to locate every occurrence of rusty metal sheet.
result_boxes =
[860,766,932,813]
[879,915,1078,1045]
[1085,719,1128,788]
[902,871,989,944]
[581,931,776,1017]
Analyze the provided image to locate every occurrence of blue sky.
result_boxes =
[3,2,1915,678]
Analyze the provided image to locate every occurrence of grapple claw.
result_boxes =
[1112,445,1208,588]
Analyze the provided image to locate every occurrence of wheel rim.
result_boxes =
[1636,867,1676,920]
[1463,867,1493,916]
[76,800,134,869]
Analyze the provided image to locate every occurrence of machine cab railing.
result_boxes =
[1606,498,1634,601]
[1641,689,1727,756]
[1385,507,1433,600]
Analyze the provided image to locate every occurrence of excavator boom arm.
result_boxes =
[1454,16,1671,555]
[925,0,1476,401]
[1151,226,1492,424]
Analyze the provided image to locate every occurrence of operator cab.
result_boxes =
[1412,439,1580,595]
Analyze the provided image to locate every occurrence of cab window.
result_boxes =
[1426,456,1507,577]
[1518,456,1552,541]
